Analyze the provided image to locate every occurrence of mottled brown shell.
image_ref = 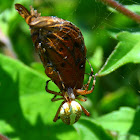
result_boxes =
[15,4,86,90]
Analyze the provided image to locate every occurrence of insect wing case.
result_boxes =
[29,16,87,90]
[15,4,86,90]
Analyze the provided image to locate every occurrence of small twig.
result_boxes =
[100,0,140,23]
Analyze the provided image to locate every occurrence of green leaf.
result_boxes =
[96,107,140,136]
[89,46,103,70]
[118,134,140,140]
[73,117,113,140]
[99,87,139,113]
[97,32,140,76]
[128,107,140,137]
[0,54,48,96]
[96,107,134,133]
[125,5,140,14]
[0,0,13,13]
[0,54,78,139]
[30,62,45,75]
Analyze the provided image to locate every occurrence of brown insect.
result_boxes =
[15,4,96,125]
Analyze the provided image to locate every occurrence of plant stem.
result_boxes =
[100,0,140,23]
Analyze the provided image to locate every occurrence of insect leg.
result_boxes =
[53,101,65,122]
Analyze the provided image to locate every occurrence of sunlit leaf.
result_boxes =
[98,32,140,76]
[73,117,113,140]
[99,87,139,113]
[96,107,140,137]
[0,54,78,139]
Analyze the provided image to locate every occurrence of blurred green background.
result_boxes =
[0,0,140,140]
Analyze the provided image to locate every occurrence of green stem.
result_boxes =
[100,0,140,23]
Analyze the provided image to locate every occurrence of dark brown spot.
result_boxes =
[59,47,63,52]
[75,58,81,65]
[62,36,69,40]
[61,62,66,67]
[74,41,80,48]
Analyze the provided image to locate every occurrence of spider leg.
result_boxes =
[84,58,94,91]
[53,101,65,122]
[76,95,87,102]
[57,71,65,90]
[76,58,96,95]
[45,80,62,96]
[79,102,90,116]
[82,73,90,89]
[51,95,64,102]
[55,71,70,101]
[76,75,96,95]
